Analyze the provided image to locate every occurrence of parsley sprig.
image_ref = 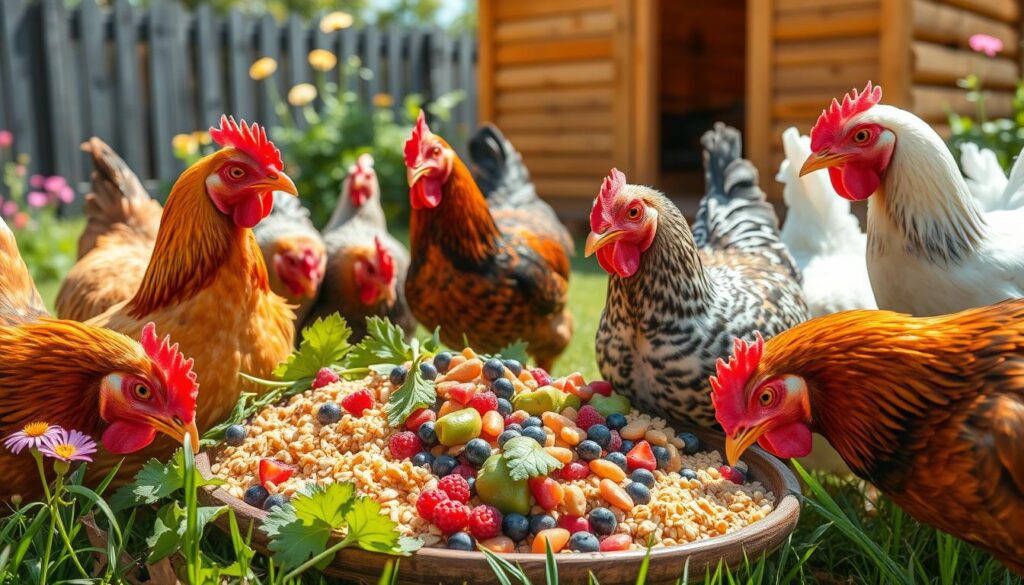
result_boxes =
[502,436,563,481]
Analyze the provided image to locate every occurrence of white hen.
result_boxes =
[960,142,1024,212]
[778,127,877,316]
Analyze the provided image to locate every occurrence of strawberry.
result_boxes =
[626,441,657,471]
[404,407,435,431]
[258,458,294,487]
[449,383,477,405]
[341,388,375,417]
[529,368,553,387]
[558,460,590,481]
[528,477,564,510]
[599,533,632,551]
[557,515,590,534]
[719,465,746,484]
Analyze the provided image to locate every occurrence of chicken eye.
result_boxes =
[626,206,642,220]
[853,129,871,144]
[133,384,152,401]
[759,390,773,406]
[431,146,442,157]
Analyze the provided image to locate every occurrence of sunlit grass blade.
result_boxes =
[479,547,515,585]
[589,570,601,585]
[635,545,651,584]
[377,559,399,585]
[544,539,558,585]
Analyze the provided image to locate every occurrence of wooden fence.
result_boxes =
[0,0,477,194]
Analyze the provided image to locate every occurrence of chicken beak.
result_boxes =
[381,282,397,306]
[155,417,201,453]
[585,229,625,257]
[408,165,430,187]
[799,150,851,177]
[267,171,298,196]
[725,424,765,466]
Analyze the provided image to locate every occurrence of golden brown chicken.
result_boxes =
[711,301,1024,575]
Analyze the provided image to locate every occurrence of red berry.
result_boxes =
[416,488,449,521]
[600,534,632,551]
[607,430,622,453]
[559,460,590,481]
[388,431,422,460]
[451,464,477,479]
[575,405,605,430]
[311,367,340,389]
[468,391,498,415]
[528,477,564,510]
[449,383,476,405]
[258,458,294,487]
[530,368,553,387]
[557,515,590,534]
[404,407,435,431]
[589,380,613,397]
[504,411,529,427]
[341,389,375,417]
[626,441,657,471]
[432,500,470,534]
[468,505,503,540]
[719,465,746,484]
[438,474,471,503]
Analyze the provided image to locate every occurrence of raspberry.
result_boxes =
[451,464,477,479]
[432,500,470,534]
[575,405,605,430]
[311,367,340,389]
[559,460,590,481]
[340,389,374,417]
[719,465,746,484]
[529,368,553,387]
[404,407,435,431]
[504,411,529,427]
[589,380,613,397]
[416,488,449,521]
[607,430,622,453]
[438,473,471,503]
[468,505,503,540]
[468,391,498,415]
[388,431,421,460]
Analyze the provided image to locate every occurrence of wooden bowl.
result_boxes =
[197,427,801,585]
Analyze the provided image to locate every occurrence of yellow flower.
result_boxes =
[249,57,278,81]
[372,93,394,109]
[192,130,211,145]
[320,11,354,33]
[308,49,338,72]
[172,133,198,156]
[287,83,318,107]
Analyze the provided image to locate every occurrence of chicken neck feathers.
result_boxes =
[0,217,46,325]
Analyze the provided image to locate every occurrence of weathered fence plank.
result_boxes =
[42,0,84,187]
[256,14,281,128]
[0,0,42,170]
[285,14,308,128]
[194,5,224,131]
[225,8,255,123]
[79,0,114,146]
[112,0,145,174]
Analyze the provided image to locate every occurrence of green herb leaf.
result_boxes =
[147,502,227,563]
[273,314,353,381]
[347,317,413,369]
[111,450,223,511]
[501,436,563,481]
[344,496,422,555]
[263,482,360,570]
[386,356,436,427]
[494,340,530,365]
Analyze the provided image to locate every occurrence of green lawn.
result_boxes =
[558,242,608,380]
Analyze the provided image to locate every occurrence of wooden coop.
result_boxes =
[477,0,1023,215]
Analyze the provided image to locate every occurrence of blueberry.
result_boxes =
[529,514,556,536]
[433,352,453,374]
[522,416,543,429]
[652,446,670,470]
[432,454,458,477]
[502,359,523,377]
[482,359,506,382]
[630,468,656,488]
[317,402,342,425]
[389,366,407,386]
[224,424,247,446]
[417,421,438,447]
[605,413,627,431]
[625,481,651,505]
[464,438,492,466]
[498,429,521,447]
[411,451,435,468]
[505,423,523,433]
[569,531,600,552]
[576,440,602,461]
[491,378,515,401]
[419,362,438,381]
[243,485,269,508]
[586,424,611,449]
[680,468,698,481]
[502,512,530,542]
[588,507,617,536]
[263,494,288,511]
[522,426,547,446]
[620,440,635,454]
[496,398,513,417]
[679,432,700,455]
[467,477,476,497]
[605,452,628,471]
[447,532,475,551]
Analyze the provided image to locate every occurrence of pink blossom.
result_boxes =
[13,212,29,230]
[969,34,1003,57]
[29,175,44,189]
[27,191,48,208]
[43,175,66,192]
[57,185,74,203]
[0,130,12,149]
[39,428,97,463]
[2,201,17,218]
[14,164,25,177]
[3,422,60,454]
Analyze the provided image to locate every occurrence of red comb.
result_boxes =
[374,236,395,284]
[590,168,626,231]
[710,333,764,434]
[809,82,882,151]
[209,115,283,171]
[404,111,431,168]
[140,322,198,421]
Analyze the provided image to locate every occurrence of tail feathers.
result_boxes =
[0,217,47,325]
[992,144,1024,211]
[78,138,162,258]
[468,124,535,208]
[692,123,799,279]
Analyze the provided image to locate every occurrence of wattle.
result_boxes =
[411,180,442,209]
[233,191,273,228]
[758,422,812,459]
[597,242,641,278]
[829,165,879,201]
[102,420,157,454]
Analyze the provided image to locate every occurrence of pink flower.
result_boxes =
[969,34,1003,57]
[2,201,17,218]
[39,428,97,463]
[57,185,74,204]
[14,164,25,177]
[29,175,44,189]
[0,130,12,149]
[3,422,60,454]
[27,191,48,208]
[13,212,29,229]
[43,176,66,192]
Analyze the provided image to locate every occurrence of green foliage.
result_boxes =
[386,354,437,426]
[948,76,1024,172]
[273,314,354,380]
[501,436,563,481]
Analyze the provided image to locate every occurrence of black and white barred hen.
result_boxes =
[305,154,415,340]
[588,123,810,427]
[254,192,327,324]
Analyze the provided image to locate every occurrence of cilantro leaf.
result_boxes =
[347,317,413,369]
[111,450,223,511]
[273,314,353,380]
[345,496,422,555]
[264,505,334,571]
[502,436,563,481]
[386,356,436,427]
[292,482,356,529]
[493,340,530,365]
[147,502,227,562]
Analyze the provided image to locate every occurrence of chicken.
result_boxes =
[799,82,1024,316]
[306,154,415,340]
[712,301,1024,576]
[56,138,324,326]
[254,192,327,324]
[587,123,809,427]
[777,127,877,316]
[404,114,573,369]
[0,215,199,498]
[959,142,1024,212]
